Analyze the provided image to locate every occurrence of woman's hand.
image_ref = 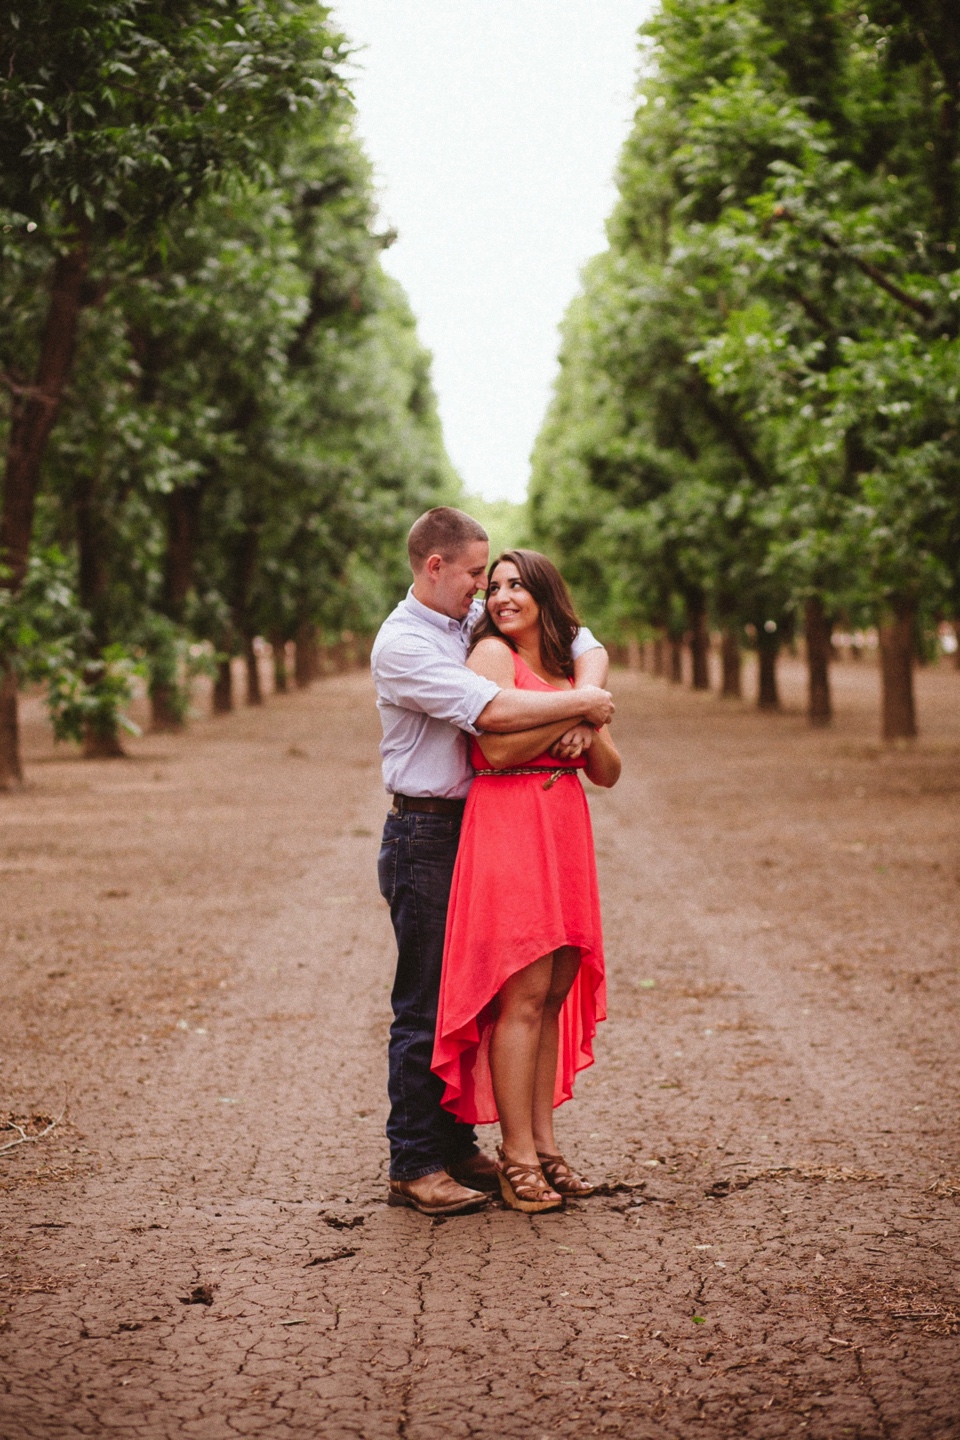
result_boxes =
[549,724,595,760]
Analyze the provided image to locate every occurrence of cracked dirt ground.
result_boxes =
[1,659,959,1439]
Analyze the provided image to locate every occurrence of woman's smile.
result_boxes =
[487,561,540,633]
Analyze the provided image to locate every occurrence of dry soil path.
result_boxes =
[1,660,959,1439]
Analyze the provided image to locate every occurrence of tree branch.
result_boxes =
[772,205,935,321]
[686,369,770,487]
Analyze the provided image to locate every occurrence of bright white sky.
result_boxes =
[332,1,652,502]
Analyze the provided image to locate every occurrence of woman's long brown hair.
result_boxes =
[469,549,582,678]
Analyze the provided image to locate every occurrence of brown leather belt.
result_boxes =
[391,792,465,817]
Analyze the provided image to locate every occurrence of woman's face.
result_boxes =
[487,560,540,639]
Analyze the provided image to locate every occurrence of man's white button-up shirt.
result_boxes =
[371,588,600,800]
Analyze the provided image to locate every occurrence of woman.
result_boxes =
[432,550,621,1213]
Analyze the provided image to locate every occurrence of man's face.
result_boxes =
[432,540,490,619]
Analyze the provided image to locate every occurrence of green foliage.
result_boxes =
[529,0,960,656]
[1,4,459,758]
[0,548,88,677]
[44,644,142,746]
[141,614,217,725]
[462,494,528,560]
[0,547,140,742]
[1,1,346,228]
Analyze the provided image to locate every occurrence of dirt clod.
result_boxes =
[304,1248,357,1267]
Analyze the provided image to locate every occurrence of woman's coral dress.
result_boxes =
[431,650,606,1125]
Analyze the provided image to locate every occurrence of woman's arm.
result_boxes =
[476,718,584,768]
[584,725,621,788]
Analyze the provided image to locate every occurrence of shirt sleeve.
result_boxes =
[571,625,604,659]
[373,636,500,735]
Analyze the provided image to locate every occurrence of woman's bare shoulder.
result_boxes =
[466,636,516,685]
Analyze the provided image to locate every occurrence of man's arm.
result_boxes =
[473,636,614,733]
[373,634,501,729]
[572,643,609,689]
[477,686,611,732]
[548,639,609,758]
[372,631,613,737]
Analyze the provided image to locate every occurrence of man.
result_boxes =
[371,507,614,1216]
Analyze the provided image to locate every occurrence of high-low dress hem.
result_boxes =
[431,651,607,1127]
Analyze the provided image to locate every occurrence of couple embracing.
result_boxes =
[372,507,621,1217]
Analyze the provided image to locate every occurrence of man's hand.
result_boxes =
[575,685,615,728]
[549,723,595,760]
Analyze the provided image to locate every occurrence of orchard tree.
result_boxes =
[531,0,960,739]
[0,0,348,785]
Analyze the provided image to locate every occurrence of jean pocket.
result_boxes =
[409,818,460,886]
[377,836,399,903]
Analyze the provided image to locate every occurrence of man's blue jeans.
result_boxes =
[378,808,479,1180]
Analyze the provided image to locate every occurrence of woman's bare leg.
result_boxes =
[531,947,581,1155]
[489,953,556,1170]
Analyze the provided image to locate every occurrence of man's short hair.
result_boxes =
[407,507,488,571]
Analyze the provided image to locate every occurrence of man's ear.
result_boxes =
[423,553,444,582]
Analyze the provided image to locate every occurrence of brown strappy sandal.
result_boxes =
[496,1147,564,1213]
[536,1151,597,1198]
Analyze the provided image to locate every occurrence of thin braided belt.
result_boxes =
[472,766,579,791]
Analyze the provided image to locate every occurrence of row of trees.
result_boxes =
[0,2,457,788]
[529,0,960,737]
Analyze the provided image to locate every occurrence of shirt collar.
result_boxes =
[403,586,470,636]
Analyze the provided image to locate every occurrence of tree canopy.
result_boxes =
[0,2,458,783]
[530,0,960,737]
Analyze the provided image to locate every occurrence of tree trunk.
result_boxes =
[756,629,781,710]
[213,657,233,714]
[331,634,359,672]
[720,628,742,698]
[223,516,260,710]
[75,466,127,757]
[244,636,263,706]
[626,635,643,671]
[1,230,92,590]
[82,719,125,759]
[669,636,684,684]
[804,595,833,727]
[0,225,93,789]
[295,621,320,688]
[879,601,917,741]
[271,634,289,694]
[75,470,108,623]
[953,620,960,670]
[144,486,204,735]
[0,664,23,790]
[652,636,665,678]
[164,486,202,619]
[686,589,710,690]
[150,682,183,732]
